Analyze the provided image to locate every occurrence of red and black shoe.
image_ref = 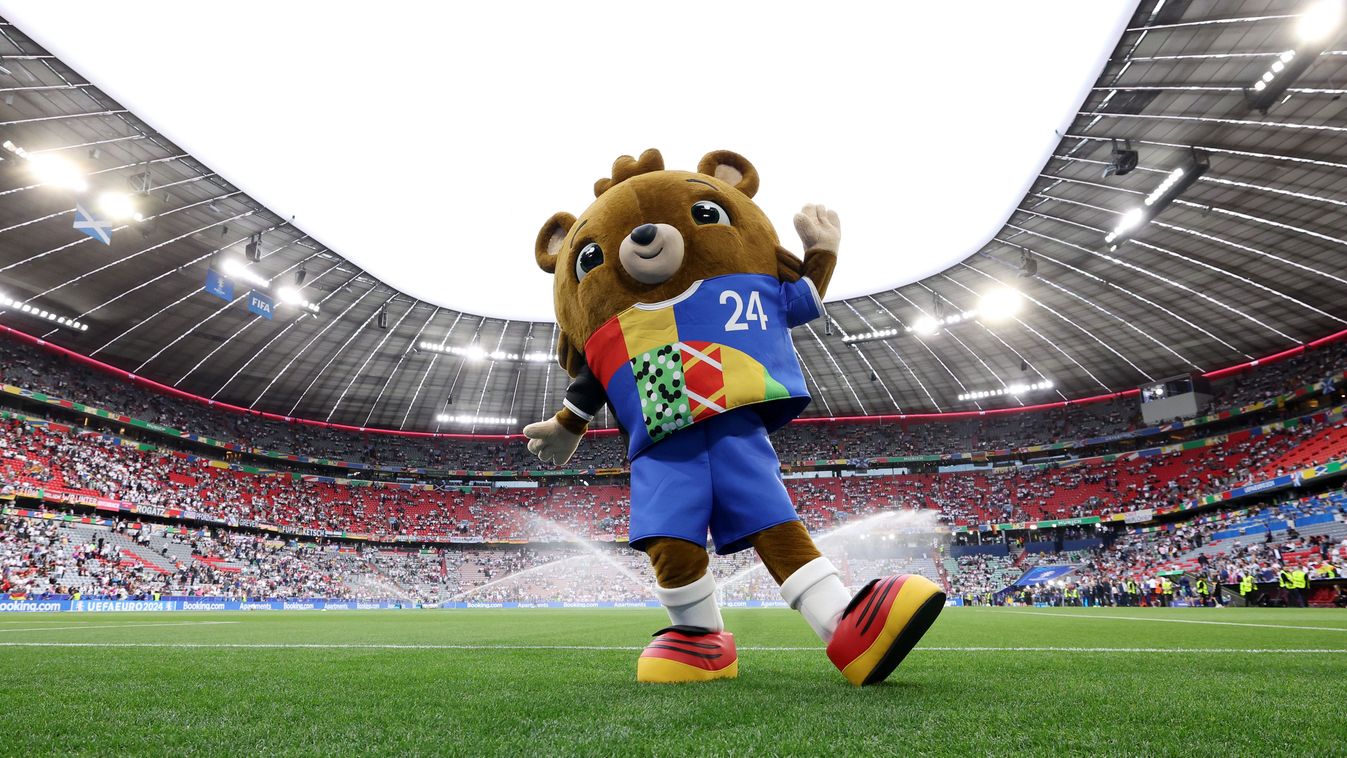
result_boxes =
[826,574,945,686]
[636,625,738,683]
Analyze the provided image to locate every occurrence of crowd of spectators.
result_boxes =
[2,333,1344,472]
[3,406,1346,543]
[5,487,1342,606]
[0,506,946,605]
[946,491,1347,604]
[0,511,395,600]
[2,330,1347,607]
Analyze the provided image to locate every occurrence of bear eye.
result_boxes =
[691,200,731,226]
[575,242,604,282]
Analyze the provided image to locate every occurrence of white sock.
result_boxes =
[652,572,724,632]
[779,556,850,643]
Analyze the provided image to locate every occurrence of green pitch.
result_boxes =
[1,607,1344,756]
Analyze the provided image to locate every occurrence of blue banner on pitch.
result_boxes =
[247,290,275,320]
[1015,565,1077,586]
[204,269,234,302]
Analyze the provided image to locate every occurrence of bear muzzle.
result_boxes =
[619,223,685,284]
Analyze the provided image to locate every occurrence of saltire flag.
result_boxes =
[247,290,275,320]
[73,201,113,245]
[204,269,234,302]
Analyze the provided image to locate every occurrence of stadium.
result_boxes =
[1,1,1346,754]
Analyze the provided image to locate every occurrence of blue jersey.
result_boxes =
[582,273,823,459]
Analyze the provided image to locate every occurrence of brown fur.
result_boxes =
[645,537,712,589]
[534,149,833,380]
[532,149,837,591]
[747,521,823,585]
[645,523,820,589]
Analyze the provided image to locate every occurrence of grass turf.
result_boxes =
[0,607,1344,756]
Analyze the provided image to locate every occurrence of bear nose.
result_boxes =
[630,224,658,246]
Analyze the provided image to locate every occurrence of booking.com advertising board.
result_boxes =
[0,598,413,613]
[0,598,791,613]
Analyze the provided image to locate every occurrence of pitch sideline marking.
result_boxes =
[0,641,1343,654]
[1003,610,1347,633]
[0,621,241,634]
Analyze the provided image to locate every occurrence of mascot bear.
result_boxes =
[524,149,944,685]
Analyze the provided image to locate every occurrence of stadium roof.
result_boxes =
[0,1,1134,323]
[0,0,1345,433]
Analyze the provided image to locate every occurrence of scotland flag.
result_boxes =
[73,201,113,245]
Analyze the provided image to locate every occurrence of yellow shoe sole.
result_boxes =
[637,656,739,683]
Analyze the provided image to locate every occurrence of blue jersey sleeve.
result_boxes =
[780,276,824,328]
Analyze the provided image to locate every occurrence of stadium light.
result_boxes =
[841,327,900,345]
[276,285,320,313]
[1103,151,1208,248]
[97,191,141,221]
[417,341,551,363]
[1297,0,1344,43]
[912,316,940,337]
[957,379,1053,402]
[0,291,88,331]
[28,153,88,192]
[1246,1,1345,112]
[2,139,89,192]
[978,286,1023,322]
[907,310,976,337]
[846,294,1027,346]
[435,413,518,425]
[220,257,269,288]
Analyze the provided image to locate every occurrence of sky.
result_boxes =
[1,0,1135,321]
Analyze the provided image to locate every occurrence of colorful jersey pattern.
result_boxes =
[584,273,822,458]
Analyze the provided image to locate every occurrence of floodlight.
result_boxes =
[1297,0,1344,43]
[978,286,1023,322]
[221,257,268,287]
[1247,3,1342,112]
[97,191,137,220]
[27,153,86,192]
[1103,152,1208,246]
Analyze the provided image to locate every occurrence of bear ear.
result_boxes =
[534,212,576,274]
[698,150,759,198]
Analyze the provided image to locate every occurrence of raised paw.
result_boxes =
[793,203,841,253]
[522,416,582,466]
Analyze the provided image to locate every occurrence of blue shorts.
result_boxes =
[628,407,800,555]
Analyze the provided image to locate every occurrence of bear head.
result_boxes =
[534,149,805,376]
